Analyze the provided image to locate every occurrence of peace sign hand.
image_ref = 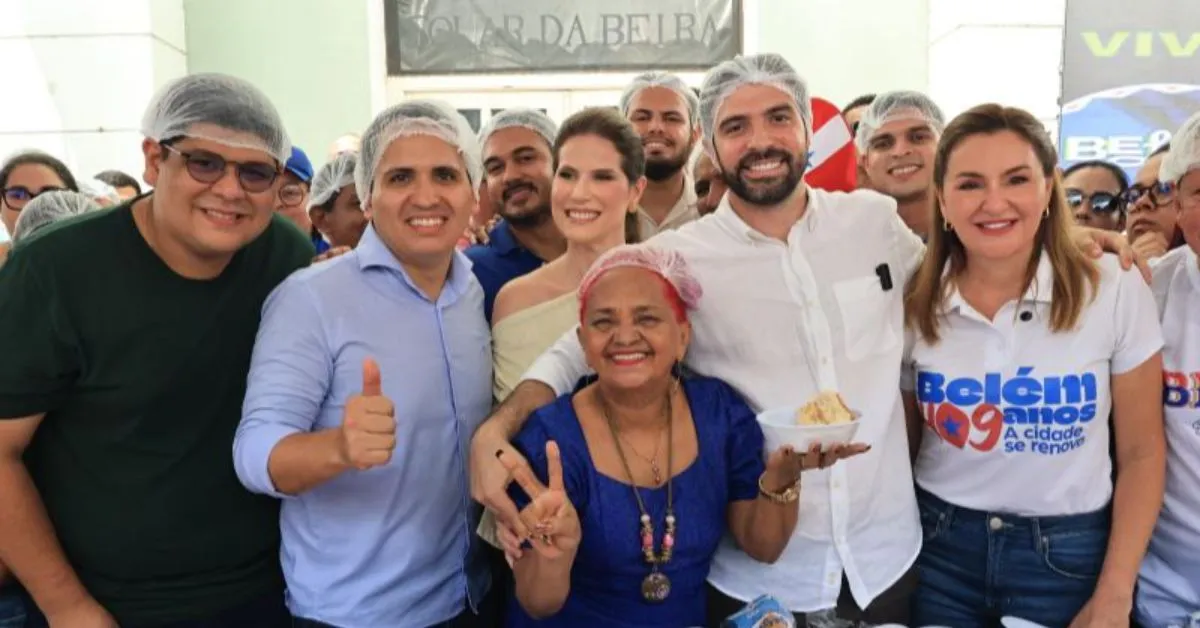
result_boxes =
[498,441,581,561]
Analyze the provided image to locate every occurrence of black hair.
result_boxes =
[552,107,646,244]
[1061,160,1130,192]
[842,94,877,114]
[94,169,142,194]
[0,151,79,192]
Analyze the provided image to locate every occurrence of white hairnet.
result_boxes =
[309,152,359,209]
[854,90,946,152]
[140,73,291,164]
[578,244,703,316]
[355,99,482,203]
[1160,111,1200,183]
[478,108,558,152]
[79,178,121,205]
[620,72,700,126]
[12,191,99,243]
[698,53,812,149]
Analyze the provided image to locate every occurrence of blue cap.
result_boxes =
[285,146,314,182]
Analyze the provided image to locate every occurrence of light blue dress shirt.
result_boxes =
[234,224,492,628]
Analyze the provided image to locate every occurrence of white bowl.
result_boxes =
[1001,618,1050,628]
[756,406,861,453]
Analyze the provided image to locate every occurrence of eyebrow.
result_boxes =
[590,304,661,316]
[634,107,687,117]
[383,164,463,176]
[955,164,1034,179]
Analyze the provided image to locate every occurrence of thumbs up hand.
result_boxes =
[339,358,396,470]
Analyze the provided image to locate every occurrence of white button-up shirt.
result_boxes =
[523,187,925,612]
[1138,245,1200,626]
[637,175,699,241]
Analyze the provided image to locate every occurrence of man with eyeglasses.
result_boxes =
[0,73,314,628]
[1129,143,1186,261]
[1062,160,1128,233]
[276,147,318,250]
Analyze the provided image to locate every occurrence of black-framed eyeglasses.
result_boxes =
[1064,188,1123,214]
[279,183,307,207]
[161,143,280,193]
[1121,181,1175,210]
[1,186,68,211]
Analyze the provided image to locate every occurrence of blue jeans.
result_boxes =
[913,488,1110,628]
[0,587,25,628]
[0,590,24,628]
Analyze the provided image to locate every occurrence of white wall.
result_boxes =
[928,0,1066,135]
[0,0,187,188]
[745,0,931,110]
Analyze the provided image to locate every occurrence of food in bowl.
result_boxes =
[794,390,855,426]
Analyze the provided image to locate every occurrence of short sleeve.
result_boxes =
[899,326,917,392]
[1111,264,1165,374]
[508,404,589,517]
[713,380,765,503]
[0,250,80,417]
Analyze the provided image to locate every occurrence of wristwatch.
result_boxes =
[758,474,801,504]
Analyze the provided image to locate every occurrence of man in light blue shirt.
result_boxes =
[234,100,494,628]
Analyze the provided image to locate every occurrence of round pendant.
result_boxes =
[641,571,671,603]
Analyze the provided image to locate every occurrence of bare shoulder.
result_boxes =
[492,266,572,327]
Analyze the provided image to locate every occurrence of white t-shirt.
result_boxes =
[904,252,1163,517]
[1137,245,1200,625]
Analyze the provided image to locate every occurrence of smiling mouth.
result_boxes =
[608,351,650,366]
[975,219,1018,232]
[504,186,534,203]
[888,164,921,177]
[200,207,247,226]
[407,215,448,233]
[565,209,600,222]
[743,157,787,179]
[644,139,672,151]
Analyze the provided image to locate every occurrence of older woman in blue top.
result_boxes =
[495,244,866,627]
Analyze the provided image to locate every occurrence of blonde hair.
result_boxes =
[905,104,1099,343]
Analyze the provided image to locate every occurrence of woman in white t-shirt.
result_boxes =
[902,103,1166,627]
[1136,112,1200,628]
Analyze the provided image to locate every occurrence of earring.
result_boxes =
[671,360,684,381]
[1042,206,1050,220]
[943,218,953,232]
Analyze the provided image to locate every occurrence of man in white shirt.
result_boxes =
[854,91,945,241]
[470,53,923,625]
[620,72,702,240]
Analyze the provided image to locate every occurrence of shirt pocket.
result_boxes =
[832,275,900,362]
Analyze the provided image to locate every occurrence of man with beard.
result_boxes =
[620,72,702,239]
[466,109,565,323]
[854,91,945,240]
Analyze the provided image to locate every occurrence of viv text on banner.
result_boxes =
[1058,0,1200,180]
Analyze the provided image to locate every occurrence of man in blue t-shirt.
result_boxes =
[465,109,565,323]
